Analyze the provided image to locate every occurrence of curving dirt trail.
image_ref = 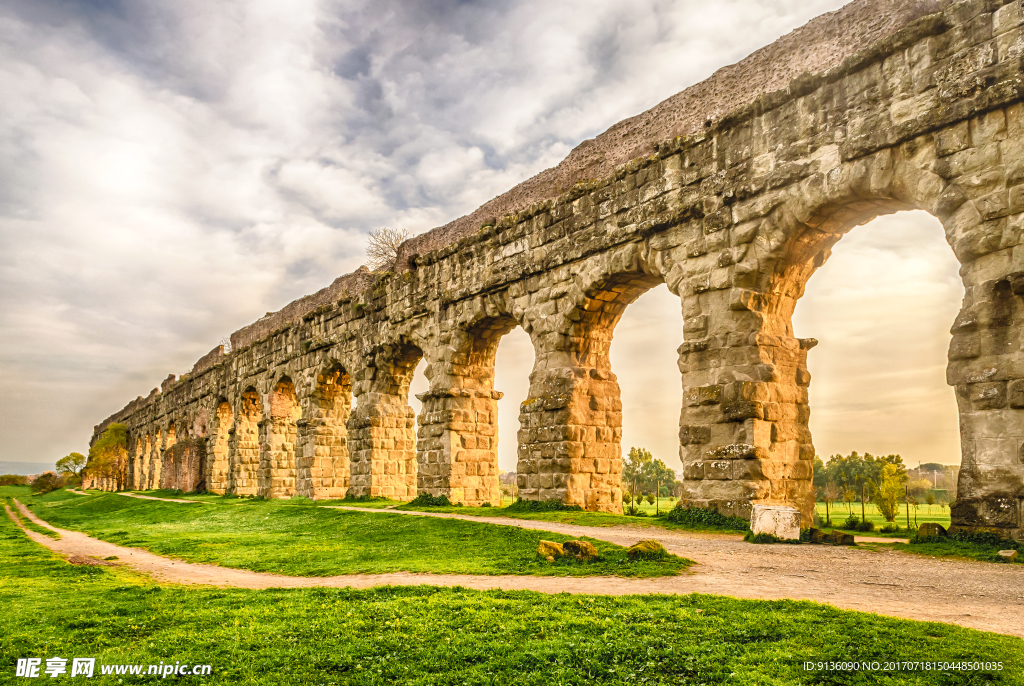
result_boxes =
[7,499,1024,638]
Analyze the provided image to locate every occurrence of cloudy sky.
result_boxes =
[0,0,963,475]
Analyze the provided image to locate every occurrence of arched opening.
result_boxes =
[794,211,963,465]
[348,340,421,499]
[417,316,528,506]
[260,377,301,498]
[518,264,666,512]
[610,283,685,508]
[208,400,233,494]
[229,387,262,496]
[300,363,352,499]
[494,326,533,502]
[138,433,152,490]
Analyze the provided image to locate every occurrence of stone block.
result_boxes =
[918,522,948,538]
[750,504,800,541]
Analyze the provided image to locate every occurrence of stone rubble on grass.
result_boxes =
[537,540,564,559]
[627,540,668,560]
[562,540,600,561]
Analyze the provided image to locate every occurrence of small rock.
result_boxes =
[918,523,947,539]
[807,527,828,544]
[828,531,855,546]
[627,539,668,560]
[545,555,554,562]
[537,540,564,559]
[563,540,600,561]
[997,550,1018,563]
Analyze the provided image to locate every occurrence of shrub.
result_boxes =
[856,519,875,532]
[950,530,1022,550]
[30,472,66,495]
[841,514,860,530]
[407,493,453,507]
[879,523,901,534]
[505,498,582,513]
[0,474,28,486]
[644,493,656,505]
[661,504,750,532]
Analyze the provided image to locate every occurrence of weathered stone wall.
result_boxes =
[90,0,1024,538]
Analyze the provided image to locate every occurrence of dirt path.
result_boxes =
[9,499,1024,638]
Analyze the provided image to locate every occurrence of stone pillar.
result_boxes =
[297,365,352,499]
[346,343,420,499]
[348,395,417,498]
[947,270,1024,540]
[678,300,816,525]
[206,402,232,494]
[228,388,261,496]
[514,266,665,513]
[258,378,300,498]
[158,424,176,490]
[417,388,502,506]
[415,323,509,506]
[517,366,623,511]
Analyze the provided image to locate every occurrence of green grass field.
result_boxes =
[17,489,689,578]
[817,501,951,536]
[2,505,1022,685]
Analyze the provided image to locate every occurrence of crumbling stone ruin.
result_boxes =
[88,0,1024,539]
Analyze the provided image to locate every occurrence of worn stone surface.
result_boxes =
[752,505,802,541]
[87,0,1024,538]
[537,540,564,559]
[626,539,669,560]
[563,540,600,561]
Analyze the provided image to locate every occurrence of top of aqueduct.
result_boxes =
[207,0,940,358]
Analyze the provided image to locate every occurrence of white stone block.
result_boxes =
[751,504,801,540]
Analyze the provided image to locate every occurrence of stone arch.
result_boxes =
[347,338,422,499]
[297,361,353,499]
[680,123,1024,535]
[418,310,521,505]
[515,243,675,512]
[258,376,301,498]
[228,386,262,496]
[207,399,233,494]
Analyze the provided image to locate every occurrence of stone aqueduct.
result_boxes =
[89,0,1024,538]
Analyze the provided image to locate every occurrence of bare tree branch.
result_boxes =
[366,226,410,271]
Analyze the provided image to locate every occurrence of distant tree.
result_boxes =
[0,474,28,486]
[812,455,827,490]
[55,452,87,477]
[623,447,675,497]
[843,488,857,514]
[366,226,411,271]
[645,493,656,506]
[821,482,840,525]
[926,492,935,507]
[870,463,906,522]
